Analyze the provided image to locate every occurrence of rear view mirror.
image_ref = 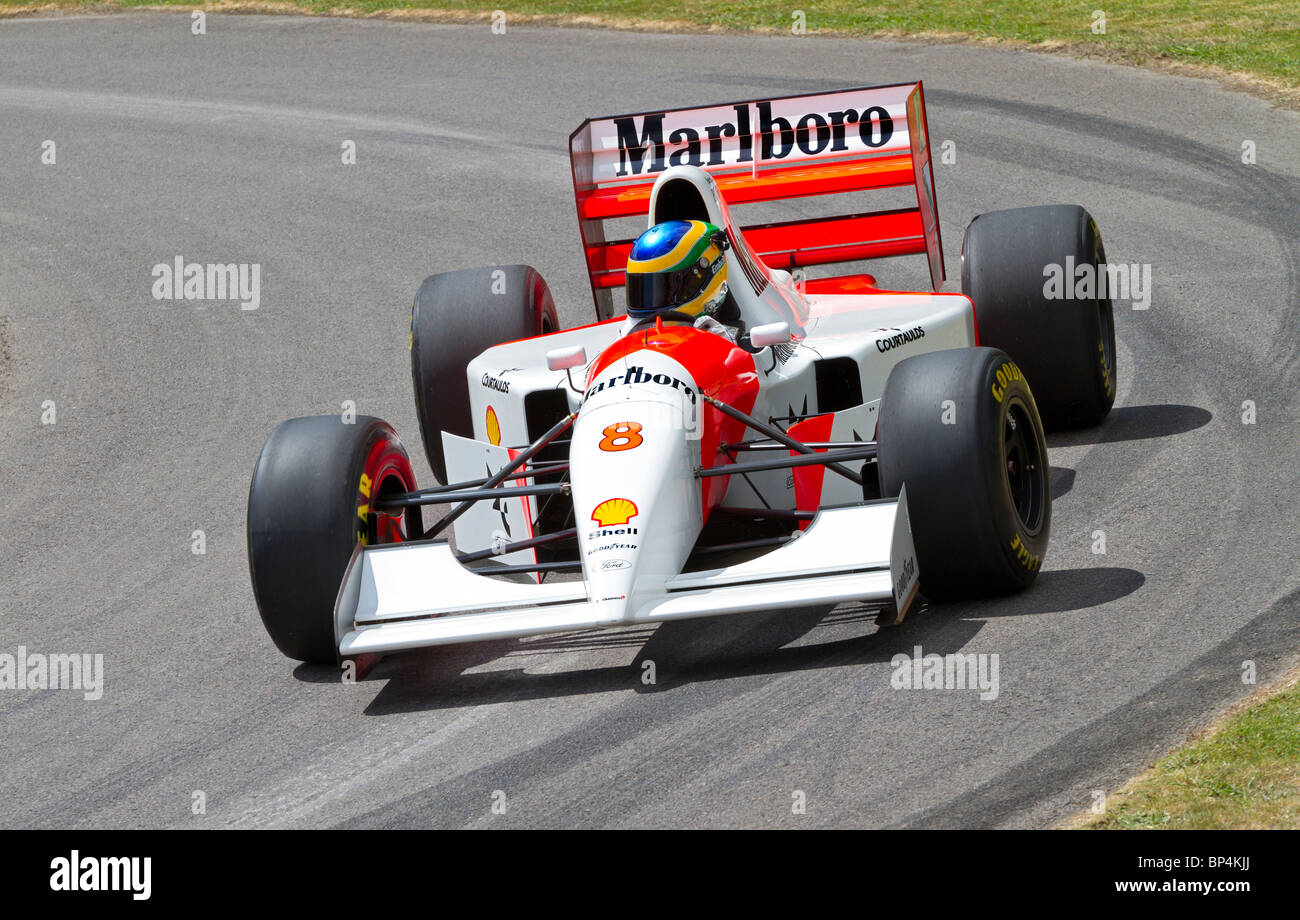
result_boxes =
[546,345,587,371]
[749,322,792,348]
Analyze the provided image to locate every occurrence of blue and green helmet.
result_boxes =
[625,220,729,319]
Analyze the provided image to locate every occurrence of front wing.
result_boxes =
[333,489,919,657]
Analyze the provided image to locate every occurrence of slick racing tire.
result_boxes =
[247,415,417,663]
[411,264,560,483]
[878,347,1050,600]
[961,204,1117,430]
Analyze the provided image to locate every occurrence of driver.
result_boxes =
[623,220,740,342]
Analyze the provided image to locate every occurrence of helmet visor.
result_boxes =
[626,265,708,317]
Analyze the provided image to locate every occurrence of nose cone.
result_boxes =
[584,493,641,613]
[571,366,703,622]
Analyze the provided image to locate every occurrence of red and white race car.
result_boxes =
[247,82,1117,665]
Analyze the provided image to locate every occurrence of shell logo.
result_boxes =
[486,406,501,446]
[591,497,638,527]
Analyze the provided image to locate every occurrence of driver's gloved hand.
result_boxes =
[693,314,738,344]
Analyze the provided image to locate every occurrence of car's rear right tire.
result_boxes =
[410,264,559,483]
[878,347,1051,600]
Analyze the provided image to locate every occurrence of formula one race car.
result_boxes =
[247,82,1117,665]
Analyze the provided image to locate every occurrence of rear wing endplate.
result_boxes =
[569,81,944,318]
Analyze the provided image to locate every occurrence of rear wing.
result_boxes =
[569,81,944,318]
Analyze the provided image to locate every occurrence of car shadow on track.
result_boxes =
[1047,403,1211,447]
[1050,466,1075,499]
[349,564,1145,715]
[949,566,1146,619]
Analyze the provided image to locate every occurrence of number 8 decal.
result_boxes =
[600,421,643,452]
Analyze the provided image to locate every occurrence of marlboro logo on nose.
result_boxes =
[583,365,697,403]
[613,101,896,177]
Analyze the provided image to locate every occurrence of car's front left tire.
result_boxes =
[877,346,1051,600]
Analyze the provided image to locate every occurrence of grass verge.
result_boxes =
[1072,667,1300,828]
[1,1,1297,108]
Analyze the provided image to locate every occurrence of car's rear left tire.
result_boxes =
[961,204,1117,430]
[247,415,417,663]
[878,347,1051,600]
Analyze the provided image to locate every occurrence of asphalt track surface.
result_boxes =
[1,14,1298,829]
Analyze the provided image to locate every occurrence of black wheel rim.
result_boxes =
[1003,398,1047,534]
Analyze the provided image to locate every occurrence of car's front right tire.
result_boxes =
[247,415,416,663]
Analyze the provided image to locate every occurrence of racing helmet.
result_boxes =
[625,220,729,320]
